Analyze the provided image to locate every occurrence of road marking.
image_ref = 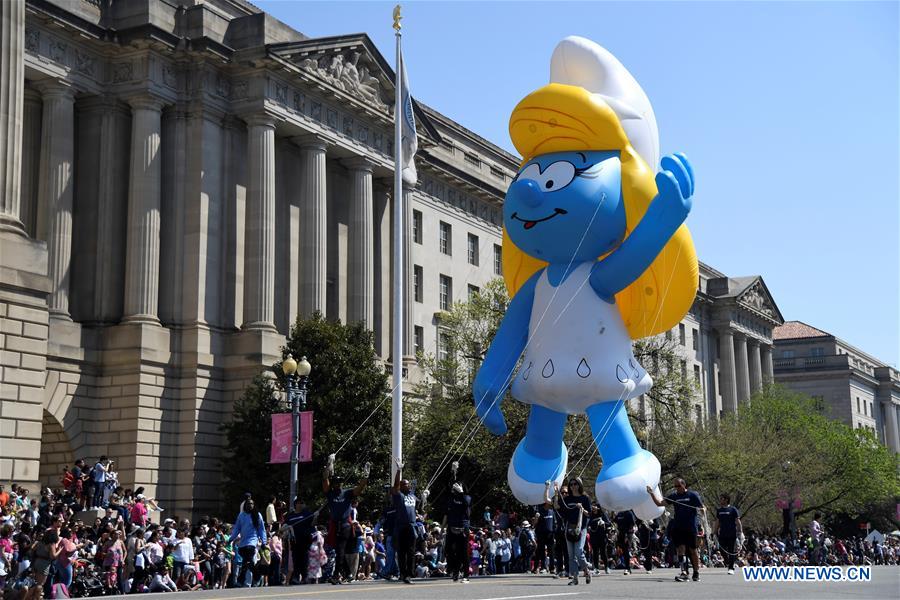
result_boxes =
[473,594,583,600]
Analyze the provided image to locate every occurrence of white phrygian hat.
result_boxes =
[550,36,660,169]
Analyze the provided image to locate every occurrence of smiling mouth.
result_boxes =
[511,208,568,230]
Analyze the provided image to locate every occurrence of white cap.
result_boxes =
[550,36,660,169]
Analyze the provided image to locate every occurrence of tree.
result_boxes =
[220,313,391,516]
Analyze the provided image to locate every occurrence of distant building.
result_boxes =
[773,321,900,452]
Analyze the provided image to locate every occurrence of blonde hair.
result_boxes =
[503,83,698,339]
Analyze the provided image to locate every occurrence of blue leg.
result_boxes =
[587,400,664,518]
[508,405,568,505]
[585,400,642,479]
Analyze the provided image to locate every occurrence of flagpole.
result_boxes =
[391,5,404,481]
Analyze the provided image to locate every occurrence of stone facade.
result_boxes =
[773,321,900,452]
[0,0,788,516]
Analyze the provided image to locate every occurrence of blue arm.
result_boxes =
[472,269,541,435]
[590,154,694,298]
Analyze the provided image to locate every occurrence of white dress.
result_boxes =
[510,261,651,414]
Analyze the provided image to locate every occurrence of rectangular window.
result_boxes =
[468,284,480,300]
[464,152,481,168]
[490,165,505,179]
[692,329,698,351]
[694,364,701,381]
[438,329,450,362]
[694,404,703,423]
[811,395,824,412]
[493,244,502,275]
[468,233,479,266]
[810,347,824,357]
[857,397,861,413]
[439,274,452,311]
[870,402,873,417]
[782,349,795,359]
[439,221,451,255]
[413,210,423,245]
[681,360,687,379]
[679,323,686,346]
[413,265,423,303]
[414,326,424,356]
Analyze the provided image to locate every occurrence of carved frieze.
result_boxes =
[342,115,353,137]
[162,63,177,89]
[274,82,288,105]
[232,80,248,100]
[73,49,95,76]
[49,40,67,63]
[295,49,390,114]
[326,107,338,129]
[112,62,134,83]
[25,27,39,52]
[293,91,305,113]
[740,281,776,318]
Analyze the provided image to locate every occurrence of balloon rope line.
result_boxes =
[425,193,609,490]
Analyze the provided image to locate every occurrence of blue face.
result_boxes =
[503,151,626,264]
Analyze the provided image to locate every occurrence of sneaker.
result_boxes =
[604,566,610,574]
[585,571,592,584]
[624,569,631,575]
[402,578,413,585]
[461,578,469,583]
[452,574,459,582]
[728,568,734,575]
[646,569,653,574]
[692,571,700,582]
[675,573,688,582]
[567,577,579,586]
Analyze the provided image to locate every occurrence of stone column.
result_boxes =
[0,0,25,235]
[35,82,75,319]
[20,89,41,236]
[402,189,415,361]
[344,157,374,327]
[748,339,763,393]
[761,344,774,381]
[718,329,738,413]
[294,134,328,317]
[242,115,277,331]
[734,333,751,403]
[123,96,164,323]
[373,183,391,358]
[881,401,900,453]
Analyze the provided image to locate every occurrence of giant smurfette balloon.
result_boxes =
[473,37,698,519]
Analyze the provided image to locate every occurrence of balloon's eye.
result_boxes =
[545,180,554,189]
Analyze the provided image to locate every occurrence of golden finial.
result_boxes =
[393,5,402,32]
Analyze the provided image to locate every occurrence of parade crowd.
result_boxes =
[1,457,898,598]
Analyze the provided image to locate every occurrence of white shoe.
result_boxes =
[507,443,568,505]
[728,569,734,575]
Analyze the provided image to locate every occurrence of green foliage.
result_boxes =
[221,313,391,517]
[662,385,900,533]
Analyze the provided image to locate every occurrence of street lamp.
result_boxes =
[282,353,312,504]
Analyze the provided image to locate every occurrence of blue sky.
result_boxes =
[256,1,900,366]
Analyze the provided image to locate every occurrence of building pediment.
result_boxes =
[267,34,440,143]
[737,278,784,324]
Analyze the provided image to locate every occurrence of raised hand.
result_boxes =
[652,153,694,228]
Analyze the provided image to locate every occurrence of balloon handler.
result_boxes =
[473,36,698,520]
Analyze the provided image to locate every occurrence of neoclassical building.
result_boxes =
[1,0,784,515]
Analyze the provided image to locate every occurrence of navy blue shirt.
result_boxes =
[327,488,355,522]
[558,494,591,528]
[536,505,555,534]
[392,491,417,531]
[382,504,397,534]
[716,505,740,538]
[614,510,636,533]
[446,493,471,528]
[285,509,314,547]
[666,490,703,531]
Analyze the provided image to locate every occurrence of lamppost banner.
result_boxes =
[270,412,314,463]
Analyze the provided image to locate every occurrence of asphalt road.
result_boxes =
[130,567,900,600]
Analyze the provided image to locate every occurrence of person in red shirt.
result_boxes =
[0,484,9,509]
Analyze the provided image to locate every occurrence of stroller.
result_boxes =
[70,559,106,597]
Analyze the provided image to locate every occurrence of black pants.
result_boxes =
[237,546,256,587]
[291,538,309,583]
[395,524,416,580]
[641,540,654,572]
[720,537,736,570]
[446,530,468,578]
[535,531,554,572]
[617,532,631,571]
[332,524,352,581]
[590,531,609,570]
[553,531,568,574]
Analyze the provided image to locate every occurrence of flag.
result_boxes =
[269,411,314,463]
[398,49,418,185]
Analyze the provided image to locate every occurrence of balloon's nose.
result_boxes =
[508,179,543,209]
